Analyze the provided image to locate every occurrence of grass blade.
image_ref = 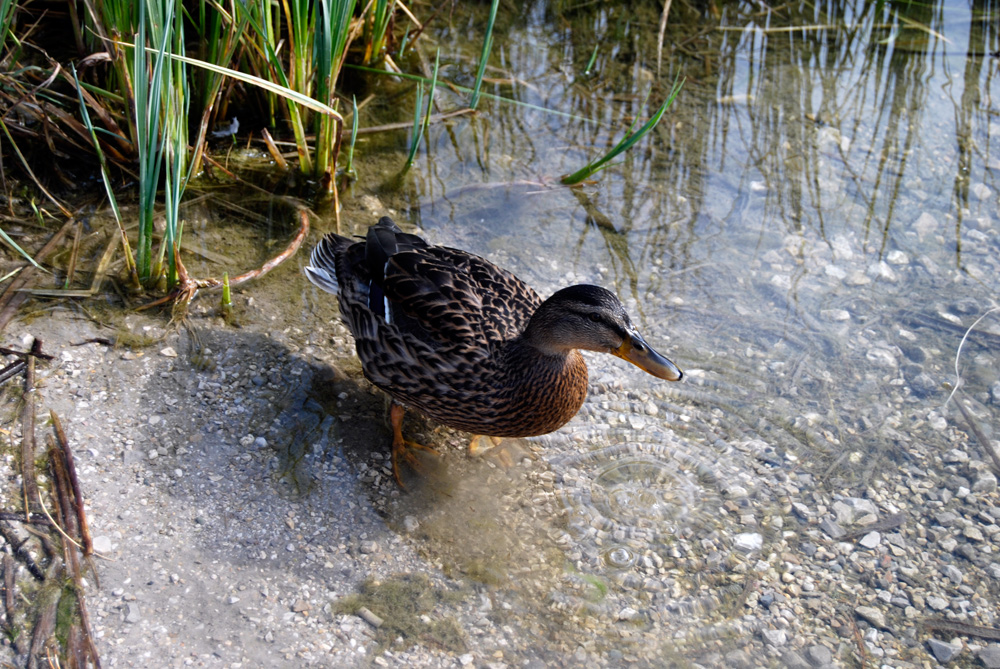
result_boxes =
[469,0,499,109]
[561,77,684,186]
[0,227,46,272]
[343,94,359,179]
[404,49,439,170]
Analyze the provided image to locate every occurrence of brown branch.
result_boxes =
[50,411,92,556]
[0,511,52,525]
[0,359,26,385]
[954,392,1000,475]
[921,617,1000,641]
[46,433,102,668]
[0,345,55,361]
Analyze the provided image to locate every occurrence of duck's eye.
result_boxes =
[587,312,602,323]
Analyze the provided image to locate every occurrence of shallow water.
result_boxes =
[300,0,1000,663]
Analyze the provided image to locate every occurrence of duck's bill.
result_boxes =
[613,333,683,381]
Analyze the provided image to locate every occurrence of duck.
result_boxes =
[305,217,682,485]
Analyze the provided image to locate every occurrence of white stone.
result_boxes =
[859,531,881,549]
[821,309,851,322]
[618,607,640,621]
[972,182,993,200]
[92,536,113,554]
[886,250,909,264]
[914,212,938,240]
[734,533,763,554]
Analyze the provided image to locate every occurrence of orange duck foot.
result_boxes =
[389,403,439,488]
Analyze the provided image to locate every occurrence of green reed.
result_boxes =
[404,50,439,171]
[314,0,357,188]
[362,0,396,65]
[343,95,359,180]
[561,77,684,186]
[0,0,18,57]
[134,0,189,286]
[189,0,248,175]
[469,0,500,109]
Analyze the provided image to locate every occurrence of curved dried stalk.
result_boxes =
[137,207,311,312]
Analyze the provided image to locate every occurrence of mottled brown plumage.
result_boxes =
[305,217,682,483]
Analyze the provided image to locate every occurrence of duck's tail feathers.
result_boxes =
[305,233,348,296]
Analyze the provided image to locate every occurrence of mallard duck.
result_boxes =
[305,217,682,484]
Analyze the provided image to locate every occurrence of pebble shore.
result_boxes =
[1,281,998,668]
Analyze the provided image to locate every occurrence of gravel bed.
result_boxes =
[0,278,998,668]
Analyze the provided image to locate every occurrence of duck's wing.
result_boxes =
[381,245,542,352]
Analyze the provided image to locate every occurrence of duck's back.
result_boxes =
[333,218,541,349]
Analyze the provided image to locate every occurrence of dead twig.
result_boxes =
[45,433,103,667]
[64,219,83,287]
[921,617,1000,641]
[943,306,1000,408]
[657,0,673,76]
[851,615,868,669]
[50,411,93,556]
[1,553,26,654]
[0,345,54,361]
[19,340,39,519]
[841,513,907,540]
[27,566,61,669]
[0,359,26,385]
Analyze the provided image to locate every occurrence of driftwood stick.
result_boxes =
[48,436,79,556]
[954,392,1000,475]
[50,410,93,555]
[1,554,26,655]
[921,617,1000,641]
[0,511,52,525]
[47,437,102,668]
[1,554,12,620]
[0,359,26,384]
[19,344,38,518]
[0,345,54,361]
[27,566,62,669]
[76,579,102,668]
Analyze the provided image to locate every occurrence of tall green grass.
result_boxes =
[0,0,18,56]
[363,0,396,65]
[314,0,357,188]
[134,0,189,287]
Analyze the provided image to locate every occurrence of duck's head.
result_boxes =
[524,284,683,381]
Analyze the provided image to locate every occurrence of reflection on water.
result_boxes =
[316,0,1000,664]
